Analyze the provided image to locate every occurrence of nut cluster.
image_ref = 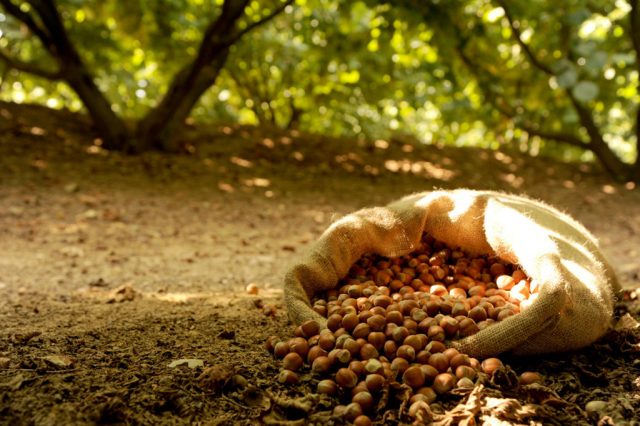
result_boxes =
[268,233,542,424]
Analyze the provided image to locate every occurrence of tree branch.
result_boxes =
[629,0,640,169]
[518,125,587,148]
[495,0,555,75]
[455,42,588,149]
[222,0,294,48]
[0,0,54,51]
[0,48,62,80]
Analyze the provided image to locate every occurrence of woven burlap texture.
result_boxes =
[284,190,620,357]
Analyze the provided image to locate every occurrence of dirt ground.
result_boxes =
[0,101,639,425]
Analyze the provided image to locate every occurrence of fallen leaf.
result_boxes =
[614,313,640,331]
[43,354,75,368]
[0,357,10,368]
[107,284,138,303]
[168,359,204,369]
[2,373,25,390]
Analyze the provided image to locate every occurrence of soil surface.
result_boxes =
[0,101,639,425]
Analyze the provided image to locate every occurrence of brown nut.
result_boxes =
[519,371,543,385]
[396,345,416,362]
[344,402,364,422]
[283,352,303,371]
[365,373,385,393]
[311,356,332,374]
[278,369,299,384]
[273,341,290,358]
[336,367,358,388]
[403,366,426,389]
[289,337,309,359]
[433,372,456,394]
[481,358,503,375]
[317,379,338,395]
[428,353,449,373]
[352,391,374,412]
[455,365,477,381]
[300,320,321,338]
[353,415,372,426]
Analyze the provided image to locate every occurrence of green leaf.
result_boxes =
[556,67,578,88]
[572,81,599,102]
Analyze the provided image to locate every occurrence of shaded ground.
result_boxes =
[0,101,638,425]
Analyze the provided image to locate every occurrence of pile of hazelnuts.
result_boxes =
[266,233,542,425]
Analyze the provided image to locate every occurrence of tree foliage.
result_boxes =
[0,0,638,180]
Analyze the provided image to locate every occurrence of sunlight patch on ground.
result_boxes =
[500,172,524,188]
[230,156,253,168]
[383,159,455,181]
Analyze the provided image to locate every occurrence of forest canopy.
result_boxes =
[0,0,639,181]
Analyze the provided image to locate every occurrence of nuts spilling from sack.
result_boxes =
[267,233,543,425]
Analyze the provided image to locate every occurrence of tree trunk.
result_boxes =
[133,0,249,151]
[64,67,131,151]
[28,0,132,151]
[570,97,632,180]
[135,49,229,152]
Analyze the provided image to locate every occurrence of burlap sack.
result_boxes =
[284,190,620,357]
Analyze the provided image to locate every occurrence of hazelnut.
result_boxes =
[336,367,359,388]
[415,386,437,403]
[338,337,356,354]
[458,318,479,337]
[344,402,364,422]
[442,347,460,361]
[385,310,404,325]
[366,314,386,332]
[307,346,328,364]
[364,358,384,375]
[496,275,515,290]
[352,323,371,340]
[383,340,398,358]
[427,325,445,342]
[318,333,336,351]
[311,356,332,374]
[439,316,459,337]
[403,334,425,351]
[433,372,456,394]
[455,365,477,381]
[349,360,366,377]
[519,371,543,385]
[350,381,368,397]
[360,343,379,360]
[300,320,321,338]
[391,326,410,344]
[415,350,431,364]
[428,353,449,373]
[425,341,446,354]
[402,366,426,389]
[396,345,416,362]
[420,364,439,382]
[353,415,372,426]
[342,313,359,331]
[365,373,385,393]
[317,379,338,395]
[352,391,374,412]
[327,314,343,331]
[289,337,309,358]
[468,306,487,322]
[391,357,409,375]
[449,353,470,370]
[283,352,303,371]
[278,369,299,384]
[273,341,290,358]
[457,377,475,388]
[481,358,503,375]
